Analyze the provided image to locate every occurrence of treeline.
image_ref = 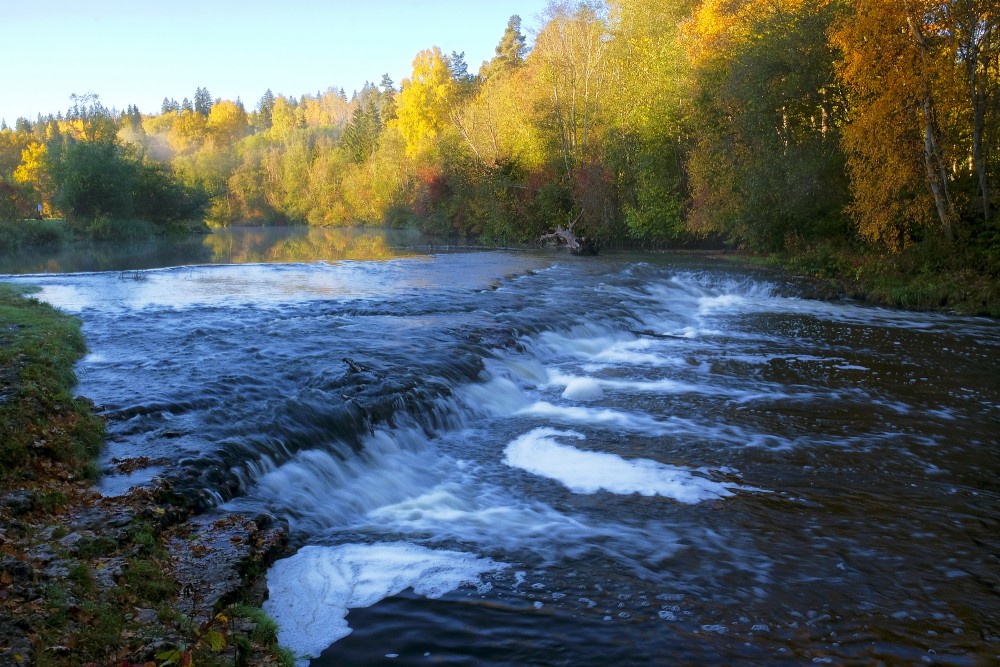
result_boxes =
[2,0,999,266]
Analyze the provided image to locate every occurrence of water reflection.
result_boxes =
[0,226,425,275]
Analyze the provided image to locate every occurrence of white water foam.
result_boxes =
[548,370,797,403]
[264,543,506,665]
[517,402,676,435]
[561,377,604,401]
[503,428,741,503]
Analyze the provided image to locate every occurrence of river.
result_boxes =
[3,228,998,665]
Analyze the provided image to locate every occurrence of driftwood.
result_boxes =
[539,212,600,255]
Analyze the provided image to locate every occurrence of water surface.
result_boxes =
[4,238,998,665]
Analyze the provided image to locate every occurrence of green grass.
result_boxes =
[751,237,1000,317]
[0,282,104,480]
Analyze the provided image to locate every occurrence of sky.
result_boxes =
[0,0,552,125]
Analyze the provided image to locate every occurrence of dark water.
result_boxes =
[4,235,998,666]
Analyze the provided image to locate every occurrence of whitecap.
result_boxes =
[503,428,742,503]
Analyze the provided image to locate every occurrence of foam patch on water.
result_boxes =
[517,401,675,434]
[503,428,740,503]
[547,371,796,403]
[562,377,604,401]
[264,543,506,664]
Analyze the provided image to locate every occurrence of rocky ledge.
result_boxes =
[0,467,290,666]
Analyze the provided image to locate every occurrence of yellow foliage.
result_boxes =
[13,142,46,186]
[269,96,304,141]
[169,110,208,155]
[206,100,249,146]
[393,47,457,158]
[831,0,966,248]
[454,66,546,169]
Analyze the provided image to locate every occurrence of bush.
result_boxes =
[0,219,69,252]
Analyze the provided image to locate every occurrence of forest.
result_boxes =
[1,0,998,311]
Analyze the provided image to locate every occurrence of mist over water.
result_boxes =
[5,243,998,665]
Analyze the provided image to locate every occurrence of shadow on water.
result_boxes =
[0,226,427,274]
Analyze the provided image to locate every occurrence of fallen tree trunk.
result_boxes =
[539,224,584,252]
[538,213,600,255]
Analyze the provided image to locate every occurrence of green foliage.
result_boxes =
[51,138,207,224]
[32,489,68,513]
[0,219,69,251]
[0,5,994,309]
[686,0,850,252]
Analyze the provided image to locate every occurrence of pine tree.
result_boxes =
[194,87,213,116]
[481,15,528,80]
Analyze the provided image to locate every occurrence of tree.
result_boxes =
[833,0,967,248]
[341,93,382,164]
[269,96,304,141]
[685,0,850,251]
[393,47,457,158]
[168,110,208,154]
[379,74,397,122]
[603,0,696,243]
[13,142,53,211]
[65,93,118,142]
[255,89,276,131]
[482,15,529,79]
[532,2,610,173]
[939,0,999,224]
[194,87,213,116]
[206,100,249,146]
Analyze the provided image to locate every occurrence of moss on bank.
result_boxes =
[0,283,104,479]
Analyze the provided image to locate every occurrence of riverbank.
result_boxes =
[734,239,1000,318]
[0,285,293,666]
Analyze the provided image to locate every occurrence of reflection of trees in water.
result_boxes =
[0,227,416,274]
[0,236,213,274]
[201,227,412,264]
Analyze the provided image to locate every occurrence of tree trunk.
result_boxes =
[920,96,956,242]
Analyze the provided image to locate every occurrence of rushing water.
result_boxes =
[4,237,999,665]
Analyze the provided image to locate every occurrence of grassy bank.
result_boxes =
[0,283,104,478]
[747,239,1000,317]
[0,284,292,666]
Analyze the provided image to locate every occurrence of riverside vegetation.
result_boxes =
[0,285,293,666]
[1,0,998,313]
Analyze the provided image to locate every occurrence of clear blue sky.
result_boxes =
[1,0,552,125]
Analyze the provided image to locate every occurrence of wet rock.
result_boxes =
[2,490,34,515]
[135,607,159,624]
[40,561,69,580]
[93,556,125,589]
[27,544,56,565]
[0,622,32,666]
[0,557,34,583]
[168,514,286,624]
[57,531,85,549]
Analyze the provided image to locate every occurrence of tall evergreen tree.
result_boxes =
[481,14,528,79]
[194,87,213,116]
[256,89,276,131]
